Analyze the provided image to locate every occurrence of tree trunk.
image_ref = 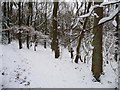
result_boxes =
[74,2,91,63]
[3,2,6,29]
[27,1,33,26]
[92,2,103,82]
[26,1,33,49]
[34,34,37,51]
[44,2,47,49]
[9,2,13,43]
[26,31,30,49]
[21,2,24,24]
[18,30,22,49]
[51,1,60,58]
[7,2,11,44]
[44,32,47,49]
[18,2,22,49]
[114,4,119,62]
[74,31,84,63]
[18,2,21,26]
[2,1,7,44]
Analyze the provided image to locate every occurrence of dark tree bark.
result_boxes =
[26,28,30,49]
[74,31,84,63]
[34,34,37,51]
[9,2,13,43]
[18,2,22,49]
[92,2,103,82]
[30,2,33,26]
[34,1,38,28]
[18,29,22,49]
[44,32,47,49]
[74,2,91,63]
[7,2,11,44]
[44,2,47,49]
[26,1,33,49]
[26,31,30,49]
[18,2,21,26]
[21,2,24,24]
[27,1,33,26]
[2,1,7,44]
[70,48,74,59]
[51,1,60,58]
[2,2,7,27]
[114,4,119,62]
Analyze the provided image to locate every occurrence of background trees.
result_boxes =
[1,0,119,82]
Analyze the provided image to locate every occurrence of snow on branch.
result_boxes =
[36,20,46,28]
[79,1,120,18]
[100,0,120,6]
[71,18,81,30]
[98,7,119,25]
[79,5,103,18]
[34,30,48,39]
[112,19,117,27]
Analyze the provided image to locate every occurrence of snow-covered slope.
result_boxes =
[0,42,118,88]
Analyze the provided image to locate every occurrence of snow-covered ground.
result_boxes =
[0,41,118,88]
[0,41,2,90]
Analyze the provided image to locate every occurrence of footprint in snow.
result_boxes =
[75,67,78,69]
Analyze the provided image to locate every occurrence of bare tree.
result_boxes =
[18,2,22,49]
[91,1,103,82]
[51,0,60,58]
[74,1,91,63]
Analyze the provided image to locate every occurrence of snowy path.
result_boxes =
[2,43,31,88]
[1,42,118,88]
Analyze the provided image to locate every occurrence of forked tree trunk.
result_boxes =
[74,2,91,63]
